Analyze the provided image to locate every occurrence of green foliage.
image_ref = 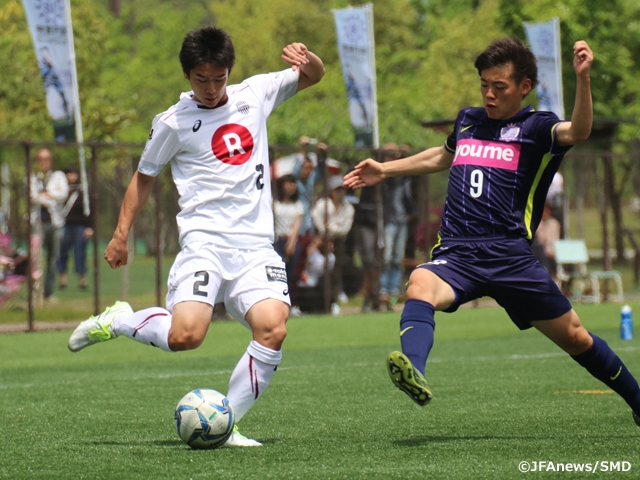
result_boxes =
[498,0,640,145]
[0,0,52,139]
[2,0,640,153]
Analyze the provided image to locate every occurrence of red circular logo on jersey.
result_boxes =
[211,123,254,165]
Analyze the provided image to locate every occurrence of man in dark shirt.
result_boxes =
[58,166,93,290]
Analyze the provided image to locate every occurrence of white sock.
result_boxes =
[112,307,173,352]
[227,340,282,422]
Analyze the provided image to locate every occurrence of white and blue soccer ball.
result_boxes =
[174,388,235,449]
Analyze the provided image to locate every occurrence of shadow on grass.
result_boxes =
[394,436,530,446]
[91,439,183,447]
[394,434,640,446]
[91,437,281,447]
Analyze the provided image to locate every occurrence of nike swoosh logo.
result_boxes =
[610,366,623,381]
[400,326,414,336]
[460,124,474,132]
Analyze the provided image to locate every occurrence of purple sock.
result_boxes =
[571,333,640,414]
[399,299,436,376]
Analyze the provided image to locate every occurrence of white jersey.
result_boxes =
[138,68,299,249]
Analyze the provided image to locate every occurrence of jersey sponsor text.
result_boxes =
[452,139,521,171]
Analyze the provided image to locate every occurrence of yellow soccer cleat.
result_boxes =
[387,351,433,406]
[68,301,133,352]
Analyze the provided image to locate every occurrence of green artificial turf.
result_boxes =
[1,303,639,479]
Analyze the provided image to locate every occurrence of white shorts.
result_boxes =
[166,242,291,329]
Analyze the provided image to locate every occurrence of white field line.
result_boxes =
[2,347,640,390]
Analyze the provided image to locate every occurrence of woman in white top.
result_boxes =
[273,174,304,294]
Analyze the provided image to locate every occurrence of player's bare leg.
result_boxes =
[167,301,213,351]
[387,269,456,405]
[533,309,640,426]
[225,298,288,446]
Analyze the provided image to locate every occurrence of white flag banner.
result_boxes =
[523,17,565,120]
[23,0,90,215]
[332,3,379,147]
[22,0,78,141]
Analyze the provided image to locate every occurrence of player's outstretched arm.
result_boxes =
[343,146,454,190]
[556,40,593,146]
[281,42,325,92]
[104,171,156,269]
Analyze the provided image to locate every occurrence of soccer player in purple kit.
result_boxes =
[344,38,640,426]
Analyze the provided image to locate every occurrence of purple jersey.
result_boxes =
[440,106,570,241]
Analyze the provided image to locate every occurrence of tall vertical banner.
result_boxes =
[523,17,565,120]
[332,3,379,148]
[23,0,76,141]
[23,0,90,216]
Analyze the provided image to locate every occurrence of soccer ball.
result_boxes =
[174,388,235,449]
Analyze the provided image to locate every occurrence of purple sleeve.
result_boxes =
[531,111,572,155]
[444,110,465,154]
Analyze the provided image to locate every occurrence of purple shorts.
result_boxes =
[418,236,572,330]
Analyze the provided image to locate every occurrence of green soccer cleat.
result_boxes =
[67,301,133,352]
[633,411,640,427]
[387,351,433,406]
[224,425,262,447]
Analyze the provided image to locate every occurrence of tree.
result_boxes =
[499,0,640,261]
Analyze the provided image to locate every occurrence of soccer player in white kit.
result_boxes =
[68,26,325,446]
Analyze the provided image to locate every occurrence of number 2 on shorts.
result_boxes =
[193,271,210,297]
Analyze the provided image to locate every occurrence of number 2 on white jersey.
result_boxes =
[469,169,483,198]
[255,164,264,190]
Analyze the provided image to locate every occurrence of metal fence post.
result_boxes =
[91,144,100,315]
[24,143,34,332]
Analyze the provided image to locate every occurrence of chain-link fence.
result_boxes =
[1,140,639,329]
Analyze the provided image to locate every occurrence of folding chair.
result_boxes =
[553,239,623,304]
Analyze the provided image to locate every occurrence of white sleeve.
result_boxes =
[335,204,355,236]
[310,199,326,234]
[47,171,69,202]
[137,117,180,177]
[246,68,299,118]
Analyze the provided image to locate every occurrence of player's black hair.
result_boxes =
[179,26,235,75]
[276,174,299,202]
[474,38,538,90]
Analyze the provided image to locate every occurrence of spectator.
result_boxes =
[31,148,68,302]
[273,174,304,314]
[293,138,327,237]
[297,235,335,313]
[379,143,417,310]
[274,135,318,178]
[0,232,28,306]
[311,175,355,315]
[531,202,561,279]
[58,166,93,291]
[353,183,379,313]
[292,140,332,301]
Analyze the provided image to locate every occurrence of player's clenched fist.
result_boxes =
[573,40,593,76]
[104,238,128,269]
[281,42,310,70]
